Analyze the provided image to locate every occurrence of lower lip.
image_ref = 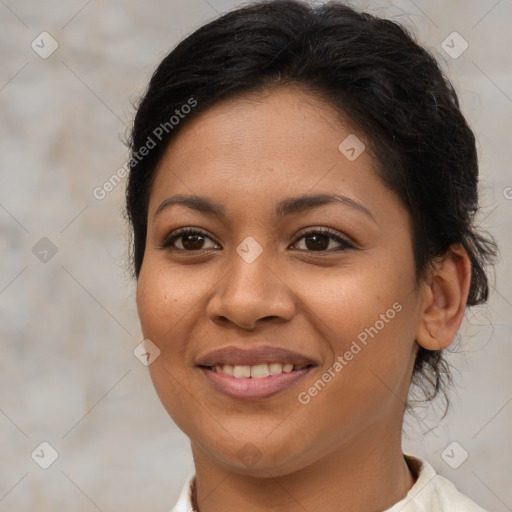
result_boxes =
[200,367,313,400]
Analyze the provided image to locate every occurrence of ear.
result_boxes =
[416,243,472,351]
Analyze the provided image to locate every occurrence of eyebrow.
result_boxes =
[154,192,376,223]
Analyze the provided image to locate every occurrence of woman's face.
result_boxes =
[136,86,423,476]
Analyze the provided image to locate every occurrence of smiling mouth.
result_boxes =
[199,363,315,400]
[202,362,314,378]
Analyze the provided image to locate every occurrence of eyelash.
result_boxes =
[158,226,355,253]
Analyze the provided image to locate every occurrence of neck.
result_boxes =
[190,424,416,512]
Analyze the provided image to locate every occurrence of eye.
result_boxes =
[159,226,355,253]
[159,227,220,251]
[291,227,354,252]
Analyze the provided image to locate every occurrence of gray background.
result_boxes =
[0,0,510,510]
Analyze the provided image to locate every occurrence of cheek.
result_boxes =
[297,265,407,335]
[300,259,418,386]
[136,259,206,342]
[136,261,198,426]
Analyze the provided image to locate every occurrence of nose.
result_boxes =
[206,244,296,330]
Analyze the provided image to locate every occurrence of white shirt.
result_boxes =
[170,454,487,512]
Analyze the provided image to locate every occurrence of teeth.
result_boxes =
[251,364,270,378]
[269,363,284,375]
[233,365,251,378]
[212,363,309,378]
[223,364,234,376]
[215,364,233,376]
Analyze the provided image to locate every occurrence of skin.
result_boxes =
[136,85,471,512]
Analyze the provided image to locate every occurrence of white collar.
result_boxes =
[170,454,487,512]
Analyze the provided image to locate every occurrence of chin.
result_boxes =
[193,428,312,477]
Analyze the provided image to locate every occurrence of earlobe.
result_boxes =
[416,244,472,351]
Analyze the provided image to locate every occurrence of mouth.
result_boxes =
[199,364,314,400]
[201,362,313,378]
[195,346,317,400]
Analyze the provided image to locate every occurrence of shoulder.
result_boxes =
[385,454,488,512]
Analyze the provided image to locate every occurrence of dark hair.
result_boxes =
[125,0,497,414]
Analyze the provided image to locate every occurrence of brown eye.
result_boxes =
[292,228,354,252]
[180,233,206,251]
[303,233,330,251]
[160,228,219,251]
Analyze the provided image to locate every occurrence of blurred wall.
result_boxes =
[1,0,510,510]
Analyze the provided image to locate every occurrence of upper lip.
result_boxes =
[196,345,317,367]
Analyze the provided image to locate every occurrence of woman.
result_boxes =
[125,1,497,510]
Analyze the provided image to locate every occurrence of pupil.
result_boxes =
[183,234,204,250]
[306,234,328,251]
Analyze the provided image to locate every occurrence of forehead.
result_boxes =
[145,85,413,248]
[149,85,381,205]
